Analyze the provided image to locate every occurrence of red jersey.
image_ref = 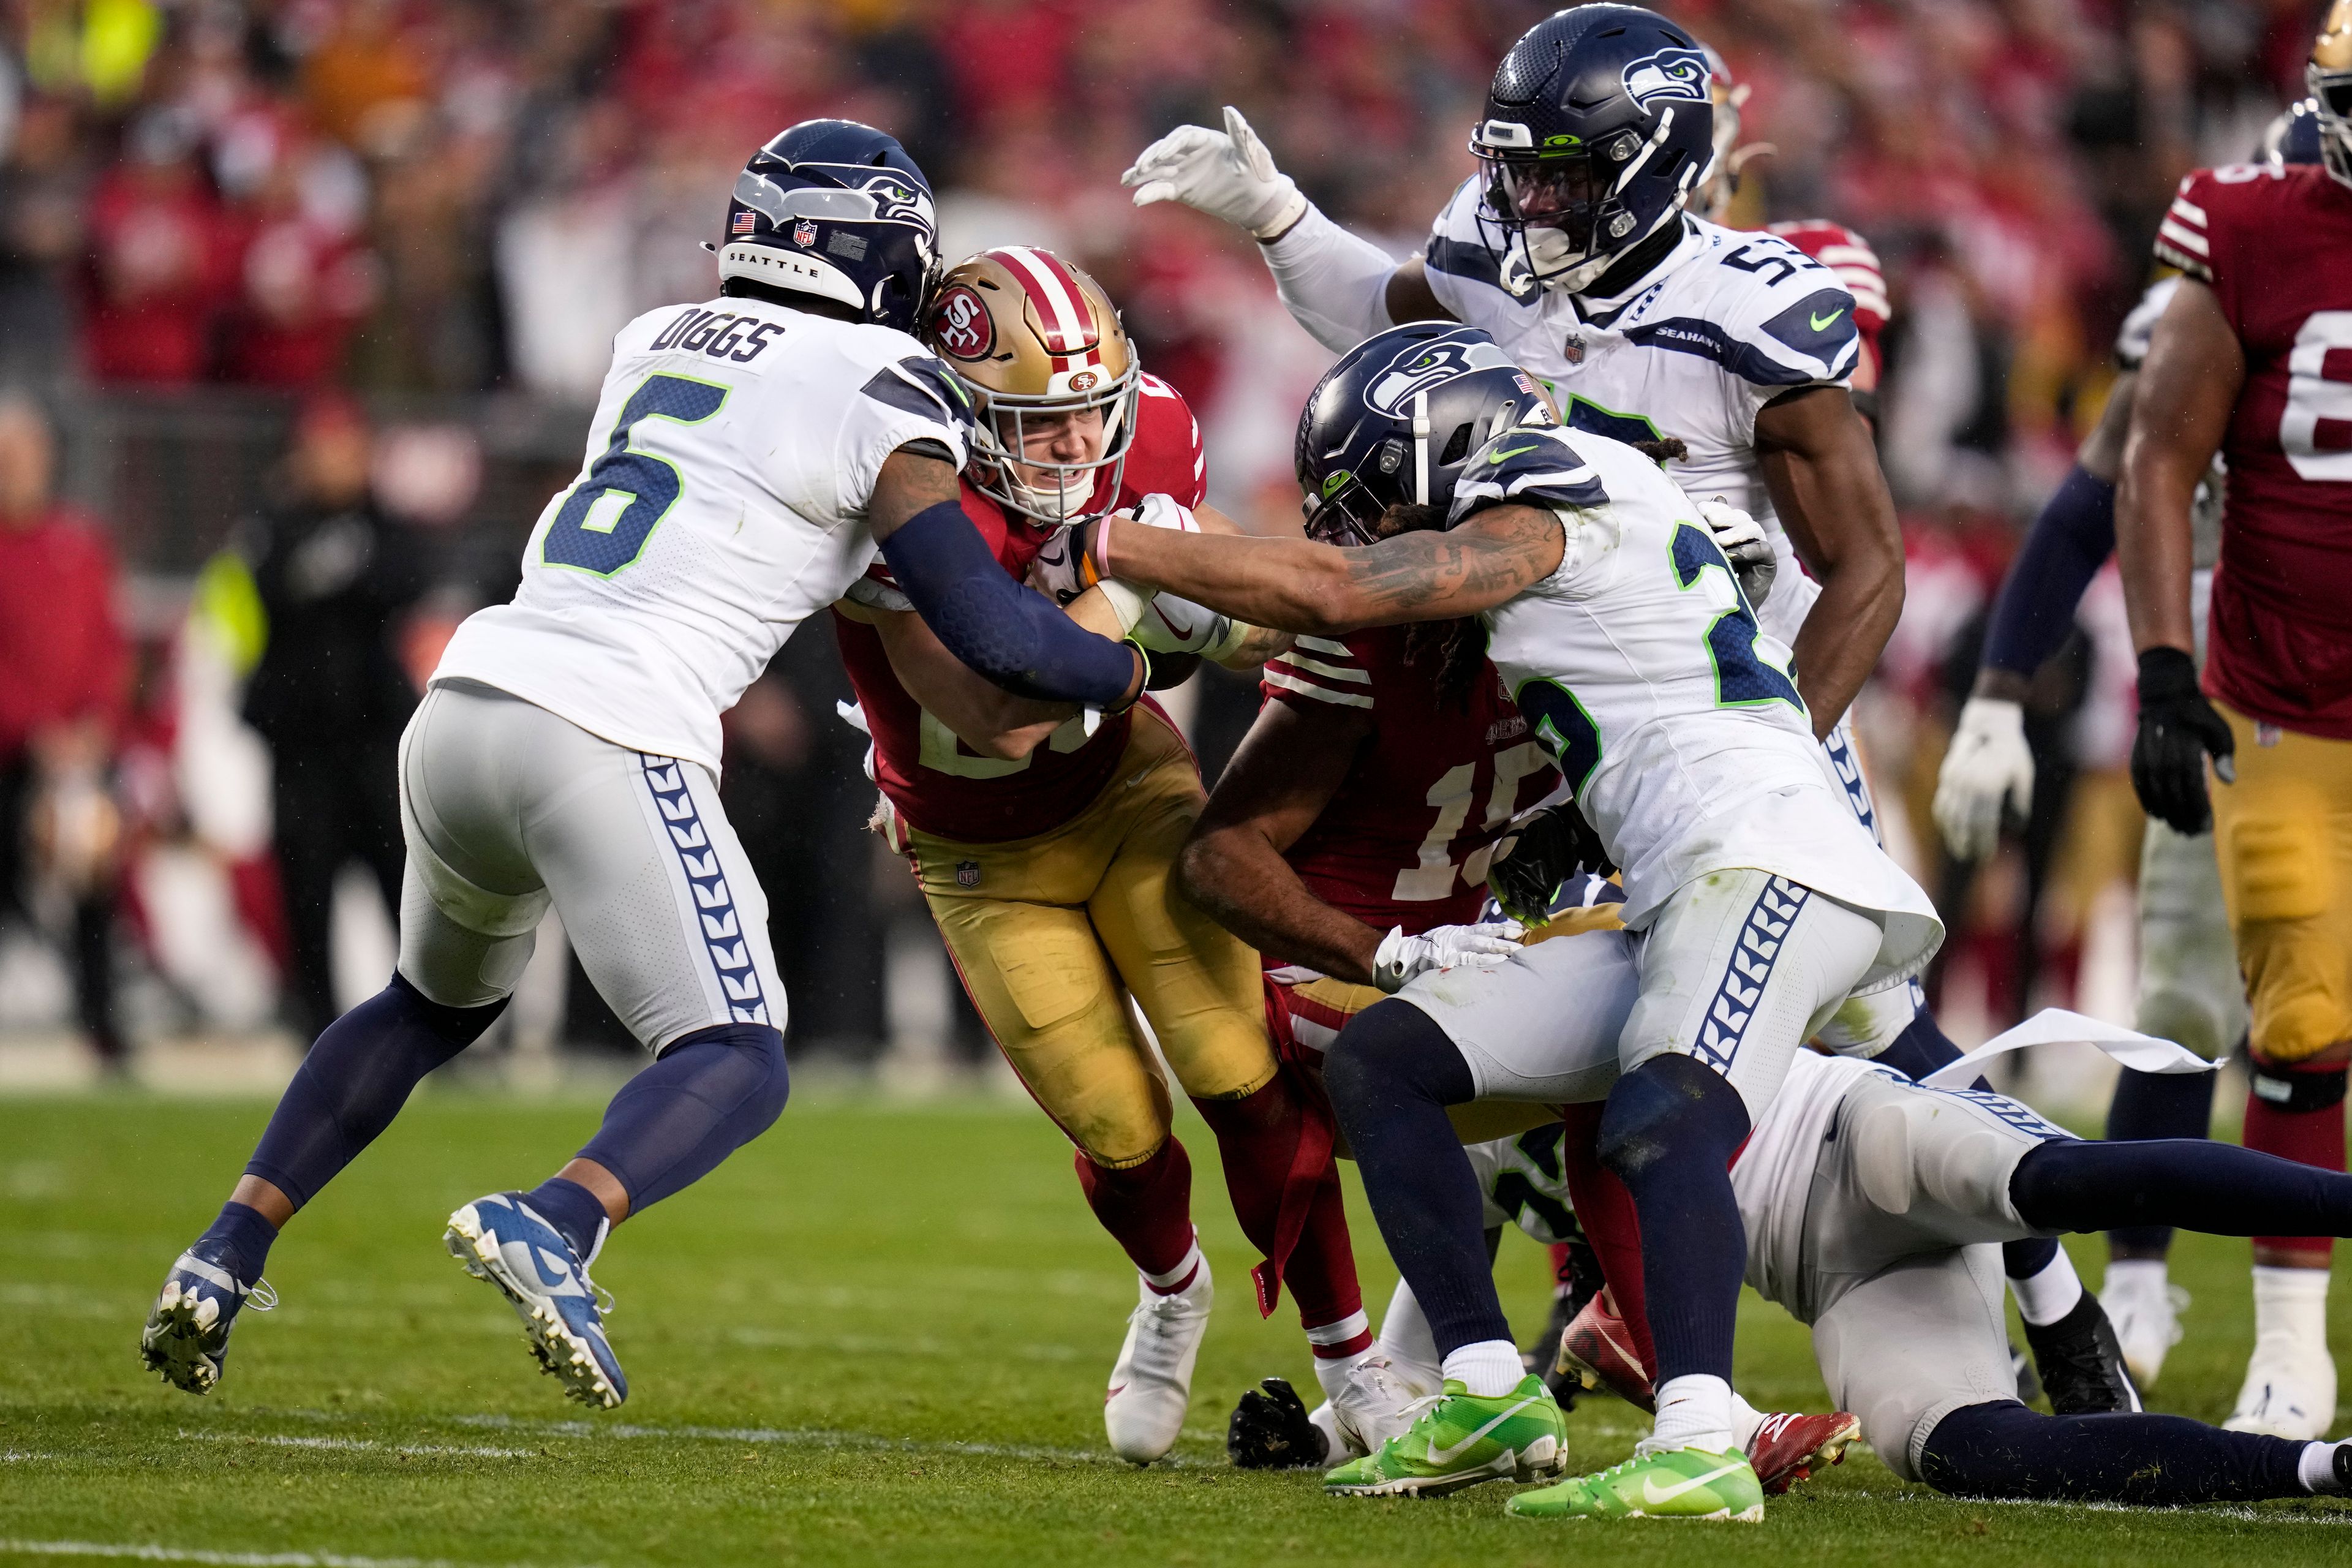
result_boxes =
[832,373,1205,842]
[2156,164,2352,738]
[1768,221,1890,388]
[0,507,129,760]
[1264,628,1558,948]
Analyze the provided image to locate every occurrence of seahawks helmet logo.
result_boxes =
[1363,334,1516,415]
[1621,47,1711,111]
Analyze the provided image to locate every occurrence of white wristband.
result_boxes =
[1093,579,1151,635]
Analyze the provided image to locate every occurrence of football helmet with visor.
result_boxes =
[1470,4,1715,296]
[1294,323,1557,546]
[924,247,1141,524]
[2311,1,2352,189]
[720,119,940,333]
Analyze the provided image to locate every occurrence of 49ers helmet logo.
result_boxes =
[932,285,994,360]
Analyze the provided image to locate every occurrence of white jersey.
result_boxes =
[1452,424,1939,982]
[1423,188,1861,647]
[434,295,972,772]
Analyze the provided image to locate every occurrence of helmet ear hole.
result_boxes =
[1439,423,1474,467]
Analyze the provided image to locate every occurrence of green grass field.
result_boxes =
[2,1087,2348,1567]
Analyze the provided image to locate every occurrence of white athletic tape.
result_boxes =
[1918,1008,2211,1090]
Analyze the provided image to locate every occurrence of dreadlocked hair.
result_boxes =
[1375,501,1494,714]
[1630,436,1689,464]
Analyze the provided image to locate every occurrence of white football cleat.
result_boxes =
[1329,1353,1433,1458]
[1104,1256,1212,1463]
[2225,1344,2337,1440]
[2101,1265,2188,1389]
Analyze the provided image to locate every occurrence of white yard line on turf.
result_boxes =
[447,1412,1161,1465]
[0,1542,594,1568]
[177,1433,537,1460]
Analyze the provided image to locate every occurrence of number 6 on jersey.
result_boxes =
[543,374,731,575]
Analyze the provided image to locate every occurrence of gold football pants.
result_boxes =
[909,709,1275,1167]
[2212,703,2352,1063]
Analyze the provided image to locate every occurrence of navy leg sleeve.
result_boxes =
[1920,1399,2305,1503]
[1597,1054,1751,1385]
[2103,1065,2218,1253]
[576,1022,790,1211]
[1982,466,2116,677]
[244,973,507,1210]
[2011,1136,2352,1239]
[1321,1000,1507,1358]
[879,500,1139,706]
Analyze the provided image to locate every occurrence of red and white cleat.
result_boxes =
[1747,1409,1861,1496]
[1552,1287,1655,1411]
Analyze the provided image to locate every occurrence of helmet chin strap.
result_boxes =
[1411,389,1431,507]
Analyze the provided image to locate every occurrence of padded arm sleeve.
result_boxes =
[1981,464,2116,677]
[878,500,1140,707]
[1262,203,1398,354]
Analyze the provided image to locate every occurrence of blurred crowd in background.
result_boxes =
[0,0,2322,1085]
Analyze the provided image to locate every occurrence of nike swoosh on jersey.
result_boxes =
[1640,1458,1747,1506]
[1487,443,1540,463]
[1809,307,1845,331]
[1425,1395,1540,1464]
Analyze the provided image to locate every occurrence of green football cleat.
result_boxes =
[1506,1442,1765,1521]
[1322,1375,1567,1498]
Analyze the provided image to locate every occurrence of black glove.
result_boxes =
[1226,1376,1329,1469]
[1485,801,1615,929]
[2130,646,2236,835]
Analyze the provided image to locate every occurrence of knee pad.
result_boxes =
[660,1020,791,1130]
[1596,1054,1749,1180]
[1323,1000,1476,1120]
[2249,990,2349,1065]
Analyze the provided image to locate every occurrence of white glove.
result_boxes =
[1933,696,2034,860]
[1372,920,1524,994]
[1133,591,1247,662]
[1698,498,1776,609]
[1123,106,1310,240]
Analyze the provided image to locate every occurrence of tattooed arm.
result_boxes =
[1093,504,1564,635]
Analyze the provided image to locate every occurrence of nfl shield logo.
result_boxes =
[1563,333,1586,364]
[793,218,818,247]
[956,860,982,889]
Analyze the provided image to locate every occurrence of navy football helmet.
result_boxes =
[1470,5,1715,295]
[1294,324,1556,545]
[2261,96,2326,170]
[720,119,941,333]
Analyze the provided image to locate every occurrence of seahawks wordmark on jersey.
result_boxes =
[1451,423,1938,981]
[1424,197,1860,649]
[435,294,974,772]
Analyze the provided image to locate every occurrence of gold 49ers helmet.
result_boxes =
[922,246,1140,522]
[2313,1,2352,188]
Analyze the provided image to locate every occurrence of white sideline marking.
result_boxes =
[0,1542,587,1568]
[2,1451,60,1461]
[447,1411,1156,1465]
[178,1433,535,1460]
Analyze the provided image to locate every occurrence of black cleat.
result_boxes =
[1227,1377,1331,1469]
[1525,1289,1583,1409]
[2024,1291,2141,1414]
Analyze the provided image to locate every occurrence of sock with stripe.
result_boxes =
[1076,1138,1197,1281]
